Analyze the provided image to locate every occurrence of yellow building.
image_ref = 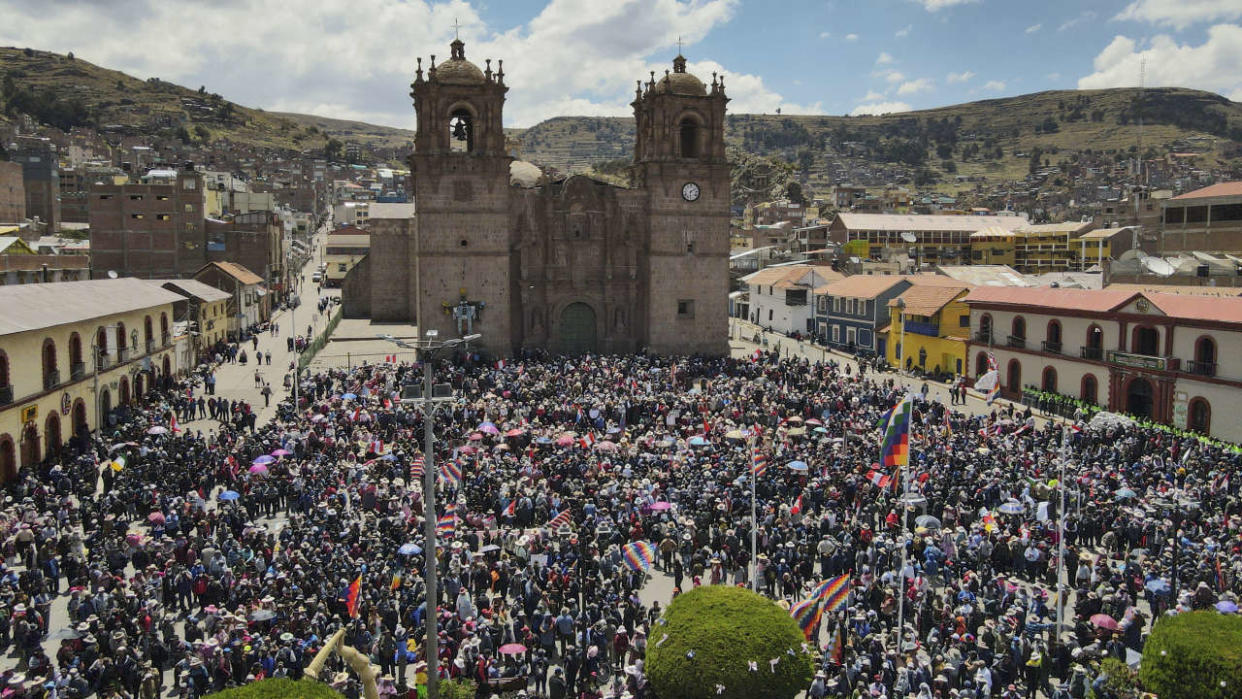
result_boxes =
[0,279,183,480]
[887,282,974,376]
[1074,228,1118,268]
[323,227,370,288]
[153,279,232,358]
[969,227,1016,266]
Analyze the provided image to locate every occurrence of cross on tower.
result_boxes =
[677,35,683,54]
[452,18,461,40]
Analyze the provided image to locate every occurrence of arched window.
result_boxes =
[44,412,60,459]
[1081,375,1098,405]
[1084,323,1103,360]
[0,350,9,392]
[1011,316,1026,339]
[42,338,58,390]
[1006,359,1021,397]
[1192,336,1216,376]
[1041,366,1057,392]
[1044,320,1062,354]
[115,323,127,359]
[68,332,83,378]
[144,315,154,350]
[449,107,474,153]
[1188,398,1211,434]
[978,313,993,342]
[679,116,700,158]
[1132,325,1159,356]
[975,352,989,377]
[96,326,108,365]
[160,313,169,345]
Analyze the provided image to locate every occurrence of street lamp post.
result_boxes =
[91,324,118,436]
[1153,495,1199,604]
[388,330,479,699]
[894,297,906,373]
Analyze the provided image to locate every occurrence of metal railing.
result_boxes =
[1041,340,1062,355]
[974,331,993,343]
[1006,335,1026,349]
[1184,360,1216,377]
[43,369,61,391]
[0,385,11,406]
[71,362,86,381]
[1080,346,1103,360]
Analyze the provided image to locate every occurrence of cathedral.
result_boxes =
[343,39,730,357]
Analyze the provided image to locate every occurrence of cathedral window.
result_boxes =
[677,300,695,319]
[679,117,699,158]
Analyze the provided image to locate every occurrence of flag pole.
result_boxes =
[750,430,759,593]
[895,468,909,655]
[1055,424,1070,651]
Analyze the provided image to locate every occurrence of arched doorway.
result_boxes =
[1188,398,1210,434]
[1126,378,1154,418]
[163,355,171,378]
[119,376,130,405]
[19,422,39,470]
[975,352,988,377]
[99,388,111,428]
[0,435,15,483]
[72,399,88,439]
[557,303,598,355]
[134,373,145,400]
[44,412,61,460]
[1041,366,1057,392]
[1081,375,1098,405]
[1006,359,1021,397]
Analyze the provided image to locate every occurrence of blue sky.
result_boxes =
[3,0,1241,127]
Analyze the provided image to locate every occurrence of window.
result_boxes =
[42,337,58,388]
[156,214,170,221]
[185,204,194,212]
[99,194,112,201]
[677,300,695,318]
[1211,203,1242,222]
[449,107,475,153]
[1011,316,1026,339]
[129,194,143,201]
[1188,398,1211,434]
[1186,205,1207,223]
[157,195,169,201]
[131,214,144,219]
[1042,366,1057,392]
[1007,359,1021,396]
[679,117,699,158]
[338,263,346,272]
[831,326,840,343]
[1081,375,1097,405]
[959,315,970,327]
[1164,207,1184,224]
[975,352,988,377]
[1195,336,1216,364]
[833,297,840,313]
[183,179,196,190]
[768,309,773,322]
[846,327,856,346]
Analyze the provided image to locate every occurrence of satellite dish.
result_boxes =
[900,232,917,243]
[1118,249,1147,262]
[107,270,119,279]
[1142,257,1177,277]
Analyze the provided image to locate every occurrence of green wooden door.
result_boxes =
[558,303,598,355]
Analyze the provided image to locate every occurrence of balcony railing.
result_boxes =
[904,320,940,337]
[0,385,11,406]
[1185,360,1217,377]
[146,339,156,355]
[1080,346,1103,360]
[974,331,993,344]
[1007,335,1026,349]
[161,333,170,347]
[1108,350,1173,372]
[117,348,130,363]
[70,362,86,381]
[1041,341,1062,355]
[43,369,61,391]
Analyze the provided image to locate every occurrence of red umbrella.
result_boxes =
[468,432,485,441]
[505,428,525,437]
[498,643,527,655]
[1090,614,1120,631]
[147,511,165,524]
[556,435,575,446]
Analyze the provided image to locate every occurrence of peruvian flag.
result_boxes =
[702,417,712,435]
[170,414,180,434]
[578,432,596,449]
[351,406,361,422]
[369,439,385,454]
[752,349,762,362]
[503,500,516,518]
[496,359,507,370]
[547,509,572,530]
[866,470,893,489]
[382,398,393,410]
[790,495,803,516]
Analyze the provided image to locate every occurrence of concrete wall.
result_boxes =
[341,255,371,318]
[0,161,24,223]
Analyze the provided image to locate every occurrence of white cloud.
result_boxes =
[0,0,829,128]
[982,80,1006,91]
[851,101,911,116]
[895,25,912,37]
[862,90,886,101]
[1077,24,1242,101]
[1025,23,1042,33]
[1059,11,1096,31]
[913,0,978,11]
[876,51,895,65]
[1047,72,1062,81]
[819,31,831,38]
[946,70,975,83]
[877,69,906,83]
[897,77,934,95]
[1115,0,1242,30]
[845,33,859,41]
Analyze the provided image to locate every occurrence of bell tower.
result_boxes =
[406,39,515,355]
[632,54,730,355]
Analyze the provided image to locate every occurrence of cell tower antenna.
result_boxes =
[1133,57,1146,240]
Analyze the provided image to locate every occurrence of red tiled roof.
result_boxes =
[1147,292,1242,324]
[963,287,1137,312]
[1170,182,1242,200]
[889,284,970,316]
[819,274,909,299]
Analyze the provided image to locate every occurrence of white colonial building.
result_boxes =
[965,287,1242,441]
[741,265,841,336]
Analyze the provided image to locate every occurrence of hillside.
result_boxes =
[0,47,413,154]
[514,88,1242,196]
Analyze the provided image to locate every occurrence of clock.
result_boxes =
[681,182,700,201]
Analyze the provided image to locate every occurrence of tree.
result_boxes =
[324,138,344,161]
[194,125,211,142]
[66,52,74,61]
[1028,147,1044,175]
[941,158,957,173]
[645,586,814,699]
[1139,611,1242,699]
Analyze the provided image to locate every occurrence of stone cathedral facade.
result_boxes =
[344,40,730,357]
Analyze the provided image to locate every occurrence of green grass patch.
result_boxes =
[1140,610,1242,699]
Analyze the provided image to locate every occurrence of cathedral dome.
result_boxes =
[434,39,486,85]
[654,54,707,96]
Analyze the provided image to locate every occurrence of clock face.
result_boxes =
[682,182,700,201]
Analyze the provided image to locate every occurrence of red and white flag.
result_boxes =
[790,495,803,516]
[170,414,180,433]
[503,500,516,518]
[496,359,507,370]
[866,470,893,489]
[578,432,596,449]
[547,509,573,530]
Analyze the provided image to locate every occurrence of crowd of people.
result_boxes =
[0,347,1238,699]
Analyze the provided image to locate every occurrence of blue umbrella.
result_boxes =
[535,437,553,445]
[219,490,240,501]
[688,436,709,447]
[998,500,1025,515]
[957,590,976,602]
[398,543,423,556]
[1216,600,1238,613]
[1114,487,1137,500]
[381,453,398,461]
[341,393,358,401]
[1144,579,1170,594]
[252,455,276,465]
[786,460,809,472]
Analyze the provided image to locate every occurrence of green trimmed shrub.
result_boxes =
[646,585,815,699]
[205,678,344,698]
[1086,658,1139,699]
[1139,611,1242,699]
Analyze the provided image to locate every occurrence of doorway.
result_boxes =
[557,303,598,355]
[1126,378,1154,418]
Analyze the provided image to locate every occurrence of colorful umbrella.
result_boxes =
[555,435,575,446]
[398,543,422,556]
[687,436,709,447]
[998,500,1025,514]
[271,449,293,456]
[787,460,809,472]
[478,423,501,435]
[504,428,525,437]
[219,490,241,501]
[594,441,620,452]
[147,426,168,435]
[1090,614,1120,631]
[253,455,276,465]
[468,432,485,441]
[1216,600,1239,613]
[621,541,655,572]
[249,464,269,474]
[649,502,674,511]
[498,643,527,655]
[341,393,358,401]
[147,512,165,524]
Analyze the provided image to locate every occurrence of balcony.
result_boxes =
[1041,341,1062,355]
[70,362,86,381]
[1185,360,1217,377]
[1080,346,1103,361]
[0,385,11,406]
[1108,350,1174,372]
[974,331,993,344]
[1006,335,1027,349]
[904,320,940,337]
[43,370,61,391]
[97,353,112,371]
[117,348,130,363]
[146,339,156,355]
[161,333,170,347]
